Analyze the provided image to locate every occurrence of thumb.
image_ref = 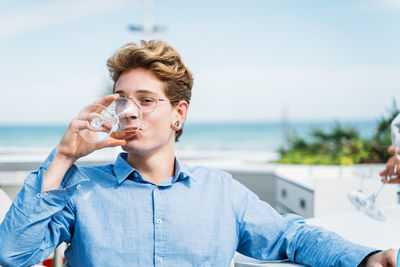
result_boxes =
[96,139,126,149]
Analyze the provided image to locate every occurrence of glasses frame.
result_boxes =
[115,93,173,114]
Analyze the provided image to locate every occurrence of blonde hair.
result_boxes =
[107,40,193,141]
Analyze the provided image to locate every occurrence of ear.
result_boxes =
[171,100,188,130]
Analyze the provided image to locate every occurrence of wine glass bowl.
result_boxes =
[108,97,142,141]
[347,188,386,221]
[76,97,142,143]
[76,104,117,143]
[348,190,368,210]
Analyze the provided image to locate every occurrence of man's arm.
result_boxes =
[0,149,87,266]
[229,176,377,266]
[0,94,126,266]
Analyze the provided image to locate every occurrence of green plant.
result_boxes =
[370,100,400,161]
[276,101,400,165]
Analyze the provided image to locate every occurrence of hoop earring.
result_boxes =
[172,120,181,131]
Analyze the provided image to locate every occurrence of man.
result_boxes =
[0,40,398,266]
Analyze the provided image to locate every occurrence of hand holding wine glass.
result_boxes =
[379,145,400,184]
[56,94,128,162]
[43,94,130,192]
[347,113,400,220]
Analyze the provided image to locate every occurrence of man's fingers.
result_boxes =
[367,249,399,266]
[386,156,396,169]
[384,248,398,266]
[93,94,120,107]
[397,160,400,176]
[382,177,400,184]
[385,156,397,177]
[380,170,389,178]
[388,145,395,154]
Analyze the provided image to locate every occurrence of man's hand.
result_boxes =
[56,94,126,161]
[379,146,400,184]
[361,248,399,267]
[43,94,126,192]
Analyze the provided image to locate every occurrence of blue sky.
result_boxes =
[0,0,399,124]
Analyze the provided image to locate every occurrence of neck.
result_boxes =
[126,141,176,185]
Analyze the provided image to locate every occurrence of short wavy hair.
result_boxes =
[107,40,193,142]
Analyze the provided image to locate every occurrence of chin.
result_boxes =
[121,137,154,155]
[120,131,175,155]
[120,131,143,149]
[121,139,144,153]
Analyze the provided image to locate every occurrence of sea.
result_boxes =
[0,120,378,152]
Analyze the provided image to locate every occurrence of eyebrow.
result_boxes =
[136,89,157,95]
[114,90,126,95]
[114,89,157,95]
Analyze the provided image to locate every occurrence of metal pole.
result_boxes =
[143,0,153,40]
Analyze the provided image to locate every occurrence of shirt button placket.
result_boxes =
[153,186,164,264]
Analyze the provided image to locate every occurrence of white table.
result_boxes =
[234,204,400,266]
[233,254,301,266]
[306,204,400,249]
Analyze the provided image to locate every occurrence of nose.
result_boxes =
[127,115,138,122]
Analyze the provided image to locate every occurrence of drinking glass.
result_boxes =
[75,97,142,143]
[348,113,400,221]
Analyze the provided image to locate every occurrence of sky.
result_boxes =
[0,0,399,124]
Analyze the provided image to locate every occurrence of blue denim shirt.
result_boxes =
[0,149,375,266]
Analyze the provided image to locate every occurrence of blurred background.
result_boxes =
[0,0,399,154]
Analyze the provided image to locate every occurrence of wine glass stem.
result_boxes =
[371,183,385,201]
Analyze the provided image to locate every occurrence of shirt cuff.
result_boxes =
[338,244,379,267]
[25,148,90,191]
[357,250,382,267]
[15,148,90,219]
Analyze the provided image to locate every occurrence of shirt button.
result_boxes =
[36,193,41,198]
[76,184,81,189]
[157,257,163,263]
[133,173,138,177]
[157,218,162,224]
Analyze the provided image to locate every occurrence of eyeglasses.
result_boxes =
[115,91,172,114]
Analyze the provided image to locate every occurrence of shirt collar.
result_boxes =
[173,157,196,183]
[113,153,196,185]
[114,153,138,184]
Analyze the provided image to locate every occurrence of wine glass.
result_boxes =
[75,97,142,143]
[348,113,400,221]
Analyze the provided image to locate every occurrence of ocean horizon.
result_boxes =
[0,120,378,152]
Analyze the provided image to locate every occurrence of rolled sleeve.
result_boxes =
[0,148,89,266]
[230,176,377,267]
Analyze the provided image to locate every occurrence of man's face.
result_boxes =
[114,68,178,154]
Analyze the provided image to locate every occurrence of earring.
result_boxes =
[172,120,181,130]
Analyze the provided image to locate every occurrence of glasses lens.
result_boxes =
[133,92,158,113]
